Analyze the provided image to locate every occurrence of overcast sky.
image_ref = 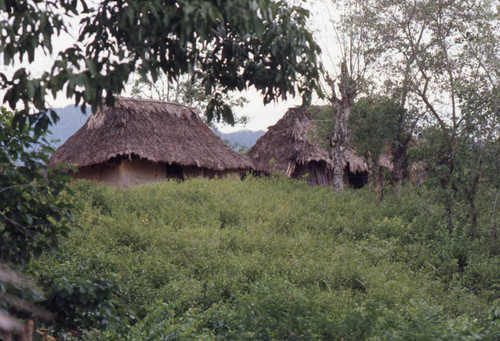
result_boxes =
[1,1,339,133]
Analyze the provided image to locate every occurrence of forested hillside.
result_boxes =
[29,178,500,339]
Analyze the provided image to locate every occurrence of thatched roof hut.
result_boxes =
[247,107,368,187]
[50,97,254,187]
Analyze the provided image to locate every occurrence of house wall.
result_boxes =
[292,161,333,187]
[117,159,166,187]
[74,163,121,187]
[183,166,218,179]
[74,159,244,187]
[74,159,166,187]
[183,166,245,180]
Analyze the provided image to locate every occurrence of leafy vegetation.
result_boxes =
[1,1,498,339]
[0,107,74,337]
[1,0,320,132]
[129,72,250,126]
[30,177,500,339]
[0,108,73,268]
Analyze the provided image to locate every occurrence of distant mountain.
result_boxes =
[47,105,265,150]
[216,130,265,149]
[47,105,88,148]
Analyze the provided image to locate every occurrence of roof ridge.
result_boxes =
[117,96,197,110]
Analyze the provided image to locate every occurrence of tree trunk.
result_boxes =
[492,190,500,241]
[331,104,349,192]
[20,320,33,341]
[376,163,384,201]
[328,62,356,193]
[465,170,481,240]
[332,136,345,192]
[438,140,455,231]
[392,136,411,196]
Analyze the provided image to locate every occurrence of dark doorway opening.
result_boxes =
[166,163,184,180]
[347,172,368,189]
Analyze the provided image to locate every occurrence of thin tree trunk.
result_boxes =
[465,170,481,240]
[332,136,345,192]
[392,136,410,197]
[438,141,455,231]
[20,320,33,341]
[331,104,349,192]
[328,62,356,193]
[392,149,406,196]
[491,190,500,241]
[376,163,384,201]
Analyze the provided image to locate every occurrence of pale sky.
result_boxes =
[1,1,338,133]
[218,1,338,133]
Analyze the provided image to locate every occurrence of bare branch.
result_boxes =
[416,86,448,132]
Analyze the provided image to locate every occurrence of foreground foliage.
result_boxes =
[32,177,500,339]
[0,108,73,337]
[0,108,73,268]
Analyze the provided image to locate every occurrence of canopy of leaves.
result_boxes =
[130,72,249,126]
[350,96,409,160]
[0,0,321,132]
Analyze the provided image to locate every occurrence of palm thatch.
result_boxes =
[247,107,367,187]
[50,97,254,175]
[378,144,426,177]
[343,148,369,174]
[378,153,393,171]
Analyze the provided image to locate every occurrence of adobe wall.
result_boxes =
[74,160,245,187]
[183,166,217,179]
[74,163,121,187]
[74,159,166,187]
[183,166,244,180]
[117,159,166,187]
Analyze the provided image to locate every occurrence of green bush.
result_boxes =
[30,177,500,339]
[42,264,123,329]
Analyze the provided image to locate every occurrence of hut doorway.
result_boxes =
[346,167,368,189]
[166,163,184,180]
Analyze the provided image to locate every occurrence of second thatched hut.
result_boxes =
[247,107,368,187]
[49,97,254,187]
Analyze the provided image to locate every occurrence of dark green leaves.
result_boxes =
[1,0,321,129]
[0,108,73,268]
[206,93,235,125]
[45,270,122,329]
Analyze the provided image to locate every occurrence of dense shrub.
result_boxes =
[30,177,500,339]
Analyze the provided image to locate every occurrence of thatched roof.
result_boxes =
[343,148,369,174]
[50,97,254,171]
[378,140,425,173]
[247,107,367,176]
[378,153,393,170]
